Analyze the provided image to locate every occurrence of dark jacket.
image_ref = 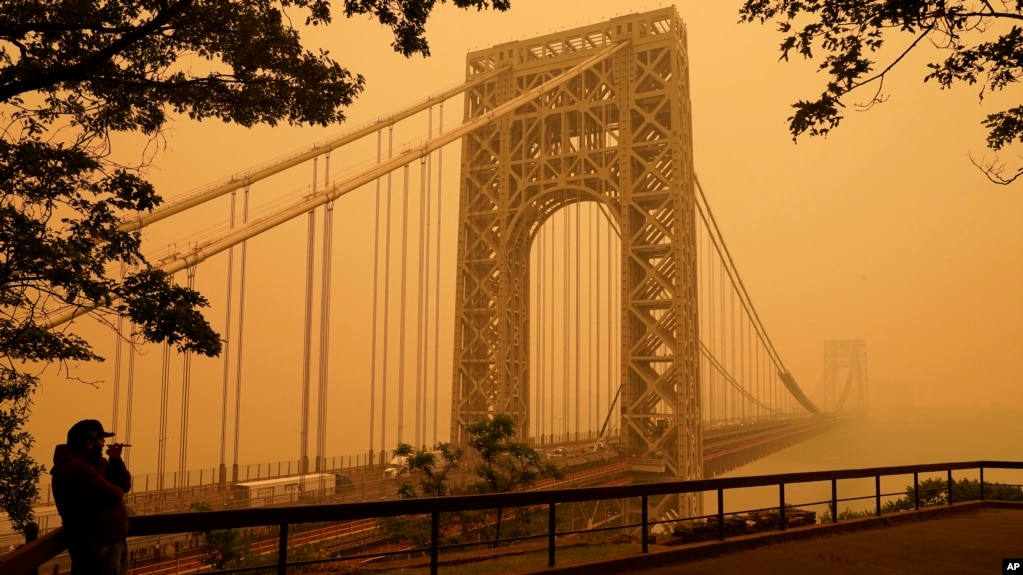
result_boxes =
[51,444,132,548]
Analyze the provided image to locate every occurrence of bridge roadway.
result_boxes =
[27,417,840,514]
[528,502,1023,575]
[2,417,840,552]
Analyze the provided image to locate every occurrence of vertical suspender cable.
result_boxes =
[708,229,714,422]
[419,110,433,446]
[431,103,444,445]
[157,339,171,493]
[755,336,760,419]
[697,179,801,412]
[419,107,431,444]
[748,312,753,419]
[415,155,428,448]
[750,316,755,418]
[601,203,609,427]
[370,131,383,464]
[593,206,599,433]
[615,219,621,435]
[318,153,334,475]
[713,258,719,422]
[124,323,135,468]
[381,127,394,457]
[537,226,544,440]
[769,343,777,411]
[719,260,726,423]
[698,224,705,424]
[178,266,196,489]
[765,342,769,416]
[730,283,736,423]
[706,235,713,424]
[715,237,721,422]
[541,226,547,438]
[232,186,250,482]
[562,209,569,440]
[742,292,748,419]
[575,202,581,438]
[756,320,762,420]
[564,210,572,437]
[299,159,318,477]
[548,225,555,438]
[696,224,703,423]
[397,164,410,444]
[594,204,601,434]
[112,263,126,433]
[710,228,717,424]
[549,216,556,440]
[219,191,236,485]
[320,192,334,480]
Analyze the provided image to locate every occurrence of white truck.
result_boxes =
[383,451,444,479]
[231,473,345,508]
[383,455,409,479]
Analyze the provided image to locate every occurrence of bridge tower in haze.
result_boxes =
[822,340,869,414]
[450,7,701,509]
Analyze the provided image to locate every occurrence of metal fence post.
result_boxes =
[831,479,838,523]
[875,475,881,516]
[947,469,954,505]
[24,522,39,575]
[913,472,920,510]
[980,466,986,501]
[548,502,557,567]
[641,495,649,553]
[779,483,786,531]
[430,510,440,575]
[717,488,725,541]
[277,522,288,575]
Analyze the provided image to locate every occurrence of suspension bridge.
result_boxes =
[34,6,868,526]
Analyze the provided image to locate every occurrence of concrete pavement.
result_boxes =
[534,502,1023,575]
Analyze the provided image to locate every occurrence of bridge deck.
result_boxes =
[532,502,1023,575]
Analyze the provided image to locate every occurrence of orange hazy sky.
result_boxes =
[26,1,1023,475]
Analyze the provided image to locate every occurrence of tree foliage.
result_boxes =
[0,0,511,530]
[380,444,468,544]
[821,477,1023,521]
[379,415,563,547]
[188,501,243,570]
[378,441,465,546]
[466,414,563,495]
[466,414,563,544]
[740,0,1023,183]
[392,441,464,498]
[889,476,1023,510]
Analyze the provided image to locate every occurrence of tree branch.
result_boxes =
[0,22,136,37]
[0,0,194,102]
[957,11,1023,22]
[847,24,937,96]
[969,151,1023,184]
[109,74,258,90]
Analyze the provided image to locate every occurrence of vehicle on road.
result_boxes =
[231,473,351,508]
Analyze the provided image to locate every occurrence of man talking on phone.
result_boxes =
[52,419,133,575]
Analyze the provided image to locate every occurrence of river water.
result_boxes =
[703,405,1023,518]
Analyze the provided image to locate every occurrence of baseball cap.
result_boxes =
[67,419,115,448]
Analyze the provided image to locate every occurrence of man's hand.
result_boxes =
[106,443,125,459]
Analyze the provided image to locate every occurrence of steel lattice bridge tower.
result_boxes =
[822,340,869,414]
[450,8,702,494]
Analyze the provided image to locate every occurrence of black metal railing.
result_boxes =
[5,460,1023,575]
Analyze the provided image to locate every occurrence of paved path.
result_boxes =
[539,503,1023,575]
